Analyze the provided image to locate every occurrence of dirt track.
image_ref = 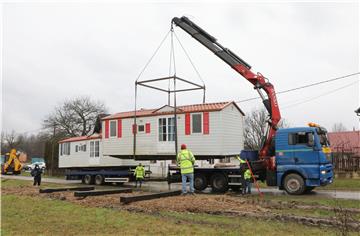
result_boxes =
[2,185,360,231]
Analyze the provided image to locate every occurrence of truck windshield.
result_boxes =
[316,127,330,147]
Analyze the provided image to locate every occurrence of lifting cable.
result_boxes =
[134,29,172,157]
[173,31,206,103]
[133,26,207,157]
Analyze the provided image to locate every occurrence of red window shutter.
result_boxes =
[117,119,122,138]
[105,120,109,138]
[203,112,209,134]
[145,123,151,134]
[185,113,191,135]
[132,124,137,134]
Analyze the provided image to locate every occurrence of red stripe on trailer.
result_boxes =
[145,123,151,133]
[132,124,137,134]
[117,119,122,138]
[105,120,109,138]
[185,113,191,135]
[203,112,209,134]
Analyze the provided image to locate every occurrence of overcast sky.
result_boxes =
[1,1,359,135]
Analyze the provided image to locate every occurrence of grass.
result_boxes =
[256,177,360,191]
[246,194,360,209]
[1,179,68,188]
[1,194,351,236]
[319,178,360,191]
[20,171,65,179]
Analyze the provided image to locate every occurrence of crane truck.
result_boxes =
[167,16,334,195]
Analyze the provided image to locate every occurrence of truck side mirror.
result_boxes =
[307,133,314,147]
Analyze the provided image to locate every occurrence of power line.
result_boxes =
[236,72,360,103]
[281,80,359,110]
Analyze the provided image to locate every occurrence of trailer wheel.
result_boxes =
[194,174,207,191]
[283,173,305,195]
[83,175,94,185]
[95,175,104,185]
[210,173,228,193]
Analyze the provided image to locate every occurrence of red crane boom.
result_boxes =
[172,16,281,165]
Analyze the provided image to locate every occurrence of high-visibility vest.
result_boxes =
[177,149,195,174]
[134,166,145,179]
[236,156,246,164]
[244,169,251,180]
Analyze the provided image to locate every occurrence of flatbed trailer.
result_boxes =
[65,165,151,185]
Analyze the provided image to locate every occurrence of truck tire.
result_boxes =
[210,173,228,193]
[83,175,94,185]
[194,174,207,191]
[95,175,104,185]
[283,173,305,195]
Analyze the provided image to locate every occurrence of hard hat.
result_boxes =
[181,144,187,150]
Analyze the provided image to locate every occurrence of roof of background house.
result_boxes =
[103,101,244,120]
[59,133,102,143]
[328,131,360,156]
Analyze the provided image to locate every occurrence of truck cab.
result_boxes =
[274,125,333,194]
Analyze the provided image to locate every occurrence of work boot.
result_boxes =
[181,192,187,196]
[189,192,196,196]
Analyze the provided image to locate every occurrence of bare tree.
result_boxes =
[332,123,348,132]
[3,130,21,150]
[244,109,289,150]
[43,96,107,137]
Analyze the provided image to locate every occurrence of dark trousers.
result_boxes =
[244,179,251,194]
[33,176,41,186]
[135,178,143,188]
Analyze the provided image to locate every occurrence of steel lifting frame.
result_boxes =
[133,76,206,158]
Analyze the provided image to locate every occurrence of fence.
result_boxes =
[332,153,360,172]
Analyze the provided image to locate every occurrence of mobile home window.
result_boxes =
[75,145,78,152]
[61,143,70,155]
[159,118,167,141]
[167,117,175,141]
[158,117,175,141]
[90,141,100,157]
[138,125,145,132]
[192,114,202,133]
[110,120,117,137]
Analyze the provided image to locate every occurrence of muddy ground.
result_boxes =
[2,185,360,231]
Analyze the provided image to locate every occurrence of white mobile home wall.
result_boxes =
[102,103,244,158]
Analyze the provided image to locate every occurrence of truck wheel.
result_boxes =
[83,175,94,185]
[194,174,207,191]
[283,174,305,195]
[95,175,104,185]
[210,173,228,193]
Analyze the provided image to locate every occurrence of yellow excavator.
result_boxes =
[2,149,23,175]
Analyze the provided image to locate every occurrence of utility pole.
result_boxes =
[47,121,57,176]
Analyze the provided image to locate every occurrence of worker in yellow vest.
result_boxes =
[243,169,252,195]
[134,163,145,188]
[177,144,195,195]
[236,155,247,172]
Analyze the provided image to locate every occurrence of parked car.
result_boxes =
[24,162,46,171]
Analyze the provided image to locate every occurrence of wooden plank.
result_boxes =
[39,187,94,193]
[120,190,182,204]
[74,188,132,197]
